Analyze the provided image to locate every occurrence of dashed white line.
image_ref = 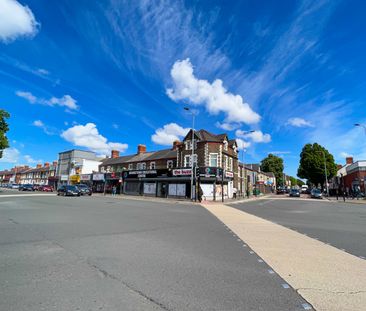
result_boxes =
[302,303,312,310]
[249,251,254,254]
[257,259,264,263]
[281,283,290,289]
[268,269,275,274]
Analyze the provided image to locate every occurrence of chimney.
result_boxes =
[44,162,50,167]
[52,161,58,166]
[172,140,181,150]
[137,144,146,154]
[36,164,42,169]
[346,157,353,165]
[111,150,120,159]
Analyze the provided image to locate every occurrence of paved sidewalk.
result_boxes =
[203,203,366,311]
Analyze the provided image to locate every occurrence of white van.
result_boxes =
[301,185,309,193]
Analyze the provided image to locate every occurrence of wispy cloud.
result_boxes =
[287,117,314,128]
[16,91,79,110]
[32,120,56,135]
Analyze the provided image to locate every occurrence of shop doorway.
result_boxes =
[157,182,168,198]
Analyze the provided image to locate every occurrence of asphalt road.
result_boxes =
[230,198,366,259]
[0,192,309,311]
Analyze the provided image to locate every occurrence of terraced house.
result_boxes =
[19,162,58,188]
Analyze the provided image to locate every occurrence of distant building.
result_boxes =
[56,149,102,184]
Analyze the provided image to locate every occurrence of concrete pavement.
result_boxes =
[203,202,366,311]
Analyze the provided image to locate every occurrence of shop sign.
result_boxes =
[60,175,68,181]
[172,169,192,176]
[129,170,157,175]
[80,174,91,181]
[225,171,234,178]
[93,173,105,181]
[70,175,80,183]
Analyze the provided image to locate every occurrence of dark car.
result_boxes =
[311,189,323,199]
[289,189,300,197]
[57,185,81,196]
[276,187,286,195]
[19,184,35,191]
[75,184,92,196]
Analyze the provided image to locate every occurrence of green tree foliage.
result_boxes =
[260,154,284,186]
[296,179,305,186]
[289,176,297,186]
[0,110,10,158]
[297,143,337,186]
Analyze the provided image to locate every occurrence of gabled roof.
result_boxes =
[183,129,229,143]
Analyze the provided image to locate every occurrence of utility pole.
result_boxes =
[184,107,196,200]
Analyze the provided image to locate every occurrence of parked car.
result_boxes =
[75,184,92,196]
[276,187,286,194]
[311,189,323,199]
[19,184,35,191]
[33,184,42,191]
[10,184,20,189]
[289,189,300,197]
[39,185,53,192]
[57,185,81,196]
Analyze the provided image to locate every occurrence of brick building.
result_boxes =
[98,129,258,200]
[19,162,58,187]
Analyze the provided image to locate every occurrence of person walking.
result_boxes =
[198,185,203,202]
[112,185,117,196]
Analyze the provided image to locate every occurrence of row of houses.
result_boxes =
[330,157,366,195]
[0,129,277,200]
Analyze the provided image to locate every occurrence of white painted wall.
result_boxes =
[81,159,101,174]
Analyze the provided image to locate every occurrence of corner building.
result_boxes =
[99,129,239,200]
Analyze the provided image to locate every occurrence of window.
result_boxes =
[209,153,218,167]
[184,155,191,168]
[167,160,174,169]
[185,140,192,150]
[228,157,233,171]
[223,155,228,170]
[223,140,228,151]
[137,163,146,170]
[150,162,156,169]
[128,163,133,170]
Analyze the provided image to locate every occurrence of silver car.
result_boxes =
[311,189,323,199]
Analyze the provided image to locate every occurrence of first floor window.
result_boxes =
[167,160,174,169]
[150,162,156,169]
[184,155,191,167]
[128,163,133,170]
[209,153,218,167]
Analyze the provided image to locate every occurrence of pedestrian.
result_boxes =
[112,185,116,196]
[233,187,237,199]
[198,185,203,202]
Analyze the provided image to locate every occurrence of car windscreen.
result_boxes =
[66,186,78,191]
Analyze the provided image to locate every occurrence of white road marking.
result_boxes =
[302,303,312,310]
[268,269,275,274]
[281,283,290,289]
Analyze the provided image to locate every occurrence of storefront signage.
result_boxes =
[172,169,192,176]
[60,175,68,181]
[93,173,105,181]
[225,171,234,178]
[70,175,80,183]
[129,170,157,175]
[80,174,91,181]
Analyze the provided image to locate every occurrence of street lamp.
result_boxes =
[317,150,329,197]
[354,123,366,135]
[184,107,196,200]
[239,130,254,197]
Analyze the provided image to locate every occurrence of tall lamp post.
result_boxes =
[184,107,196,200]
[239,131,254,197]
[317,150,329,197]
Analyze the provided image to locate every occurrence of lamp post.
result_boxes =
[317,150,329,197]
[355,123,366,136]
[184,107,196,200]
[239,131,254,197]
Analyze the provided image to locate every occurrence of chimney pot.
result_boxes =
[137,144,146,154]
[111,150,120,159]
[44,162,50,167]
[172,140,181,150]
[346,157,353,165]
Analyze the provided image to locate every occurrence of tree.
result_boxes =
[297,143,337,187]
[296,179,305,186]
[0,110,10,159]
[261,154,284,186]
[289,176,297,186]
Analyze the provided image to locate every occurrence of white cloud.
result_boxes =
[167,59,260,125]
[269,151,291,155]
[61,123,128,155]
[37,68,49,75]
[236,129,271,143]
[287,117,314,127]
[151,123,190,146]
[236,138,251,150]
[32,119,54,135]
[112,123,119,129]
[215,122,239,131]
[16,91,79,110]
[0,147,20,163]
[0,0,39,42]
[24,155,42,164]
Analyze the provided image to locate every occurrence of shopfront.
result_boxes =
[92,173,105,193]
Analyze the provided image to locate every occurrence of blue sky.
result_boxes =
[0,0,365,177]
